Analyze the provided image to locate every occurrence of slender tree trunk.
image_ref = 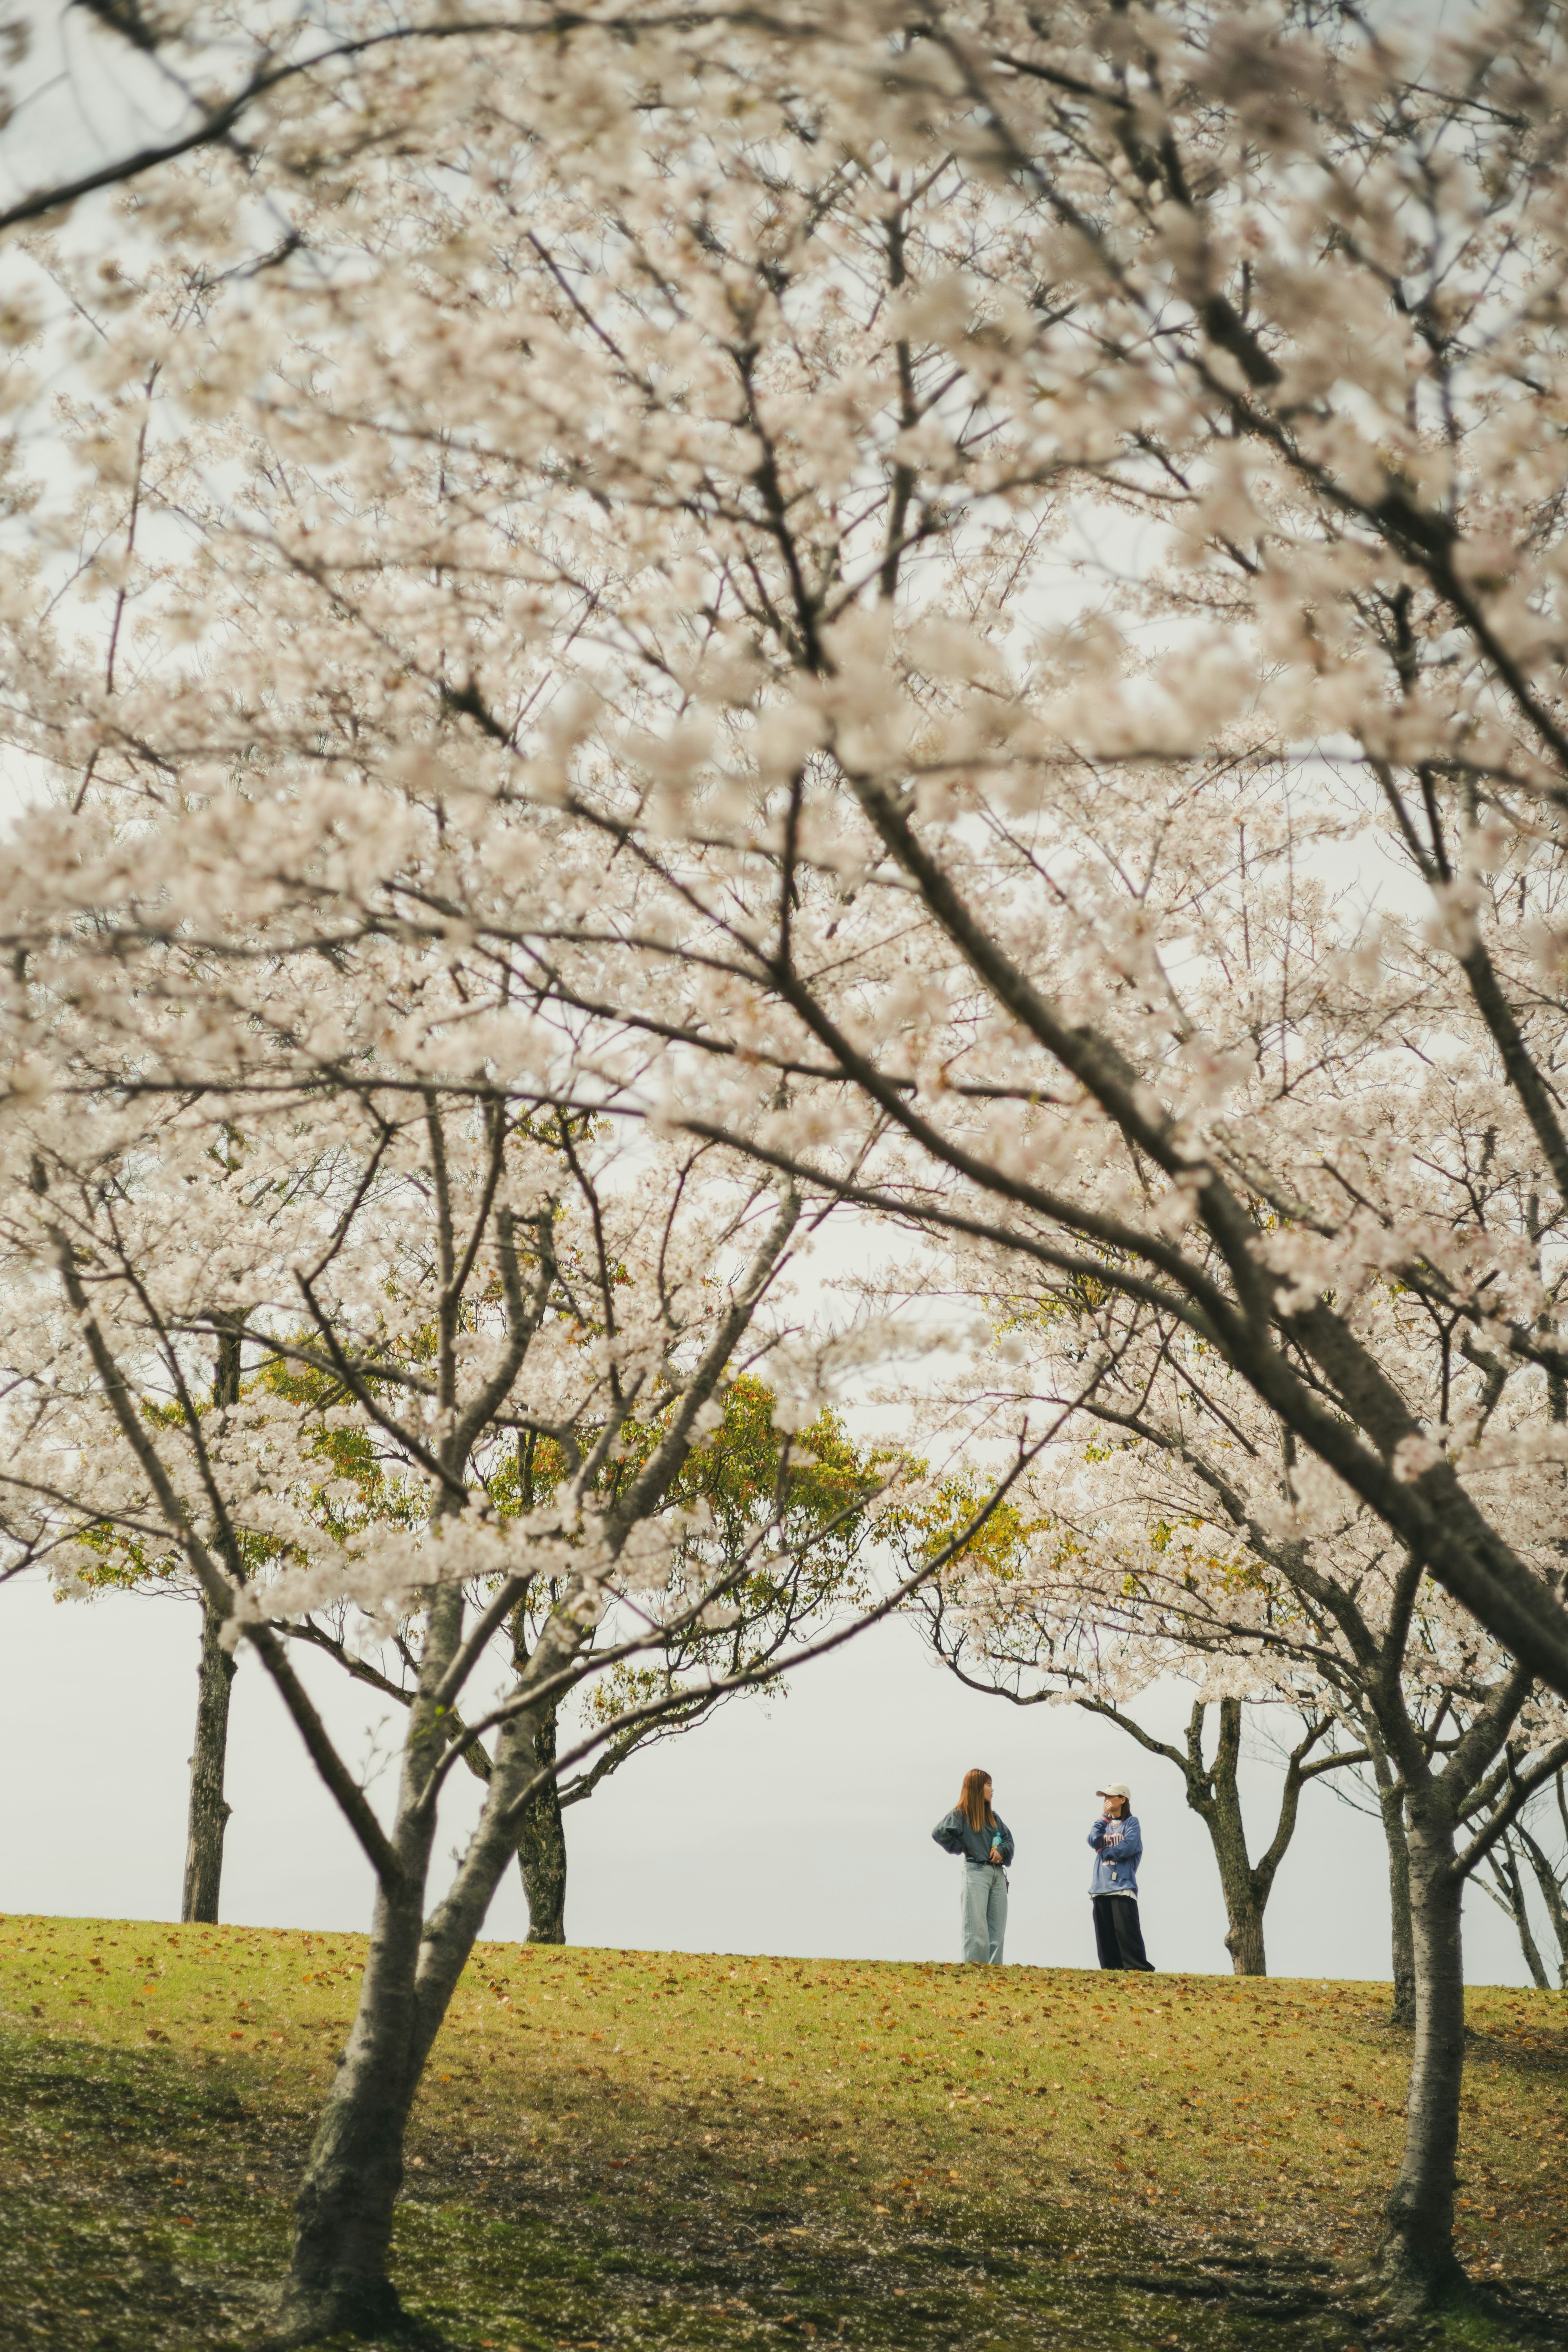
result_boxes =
[183,1319,244,1925]
[1485,1838,1550,1989]
[181,1597,238,1923]
[516,1698,566,1943]
[278,1588,459,2343]
[1376,1764,1417,2028]
[1207,1805,1267,1973]
[1516,1810,1568,1988]
[1378,1802,1468,2316]
[1196,1700,1269,1975]
[277,1591,577,2344]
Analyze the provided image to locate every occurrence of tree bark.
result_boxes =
[276,1588,577,2344]
[277,1588,460,2343]
[516,1697,566,1942]
[1372,1741,1417,2027]
[182,1318,243,1925]
[1202,1700,1269,1975]
[281,1859,431,2338]
[1516,1807,1568,1987]
[181,1597,238,1924]
[1378,1800,1468,2317]
[1483,1836,1550,1989]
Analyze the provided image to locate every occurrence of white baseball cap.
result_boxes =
[1096,1782,1131,1799]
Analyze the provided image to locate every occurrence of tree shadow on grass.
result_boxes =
[1,2029,1561,2352]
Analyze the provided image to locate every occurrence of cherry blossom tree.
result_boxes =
[912,1290,1568,2312]
[282,1373,888,1944]
[11,0,1567,1697]
[0,980,1043,2338]
[11,0,1568,2323]
[74,1337,883,1937]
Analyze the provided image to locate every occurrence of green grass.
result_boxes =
[1,1915,1564,2349]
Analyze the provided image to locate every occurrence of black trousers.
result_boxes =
[1092,1895,1153,1970]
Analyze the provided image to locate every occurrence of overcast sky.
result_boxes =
[3,1571,1536,1987]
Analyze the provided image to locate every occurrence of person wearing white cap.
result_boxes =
[1087,1785,1154,1970]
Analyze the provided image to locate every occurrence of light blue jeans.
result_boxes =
[961,1858,1007,1963]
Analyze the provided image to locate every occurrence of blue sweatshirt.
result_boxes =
[932,1810,1015,1866]
[1087,1812,1142,1898]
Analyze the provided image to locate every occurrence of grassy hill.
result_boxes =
[0,1915,1563,2349]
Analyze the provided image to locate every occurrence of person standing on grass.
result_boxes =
[1088,1784,1154,1971]
[932,1768,1013,1964]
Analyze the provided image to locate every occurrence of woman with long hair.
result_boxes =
[932,1768,1014,1964]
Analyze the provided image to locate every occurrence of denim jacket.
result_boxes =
[933,1810,1015,1866]
[1087,1813,1142,1897]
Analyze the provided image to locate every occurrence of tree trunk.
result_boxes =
[1376,1768,1417,2028]
[1211,1812,1267,1973]
[1197,1700,1270,1975]
[277,1590,574,2344]
[1516,1809,1568,1988]
[277,1587,461,2344]
[516,1697,566,1942]
[182,1316,243,1926]
[281,1859,431,2339]
[1378,1802,1468,2316]
[1486,1838,1550,1989]
[181,1595,237,1923]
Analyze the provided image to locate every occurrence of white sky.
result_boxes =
[2,1570,1536,1985]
